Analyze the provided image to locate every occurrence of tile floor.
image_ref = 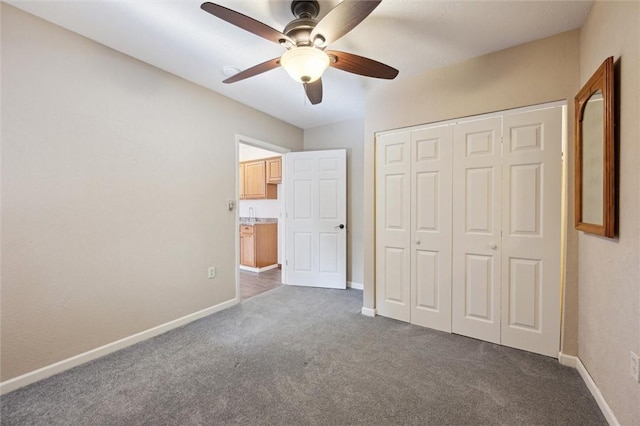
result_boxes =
[239,268,282,301]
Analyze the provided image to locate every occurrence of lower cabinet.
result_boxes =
[239,223,278,268]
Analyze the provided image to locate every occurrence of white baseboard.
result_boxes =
[558,352,619,425]
[0,298,239,396]
[239,264,278,273]
[361,307,376,317]
[347,281,363,290]
[558,352,578,368]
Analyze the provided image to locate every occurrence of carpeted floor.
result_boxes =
[1,286,605,425]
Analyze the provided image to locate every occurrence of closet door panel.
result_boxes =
[501,107,562,357]
[464,253,494,320]
[465,167,495,233]
[452,118,502,344]
[376,132,411,322]
[411,126,452,332]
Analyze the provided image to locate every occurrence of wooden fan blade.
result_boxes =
[201,2,294,46]
[304,79,323,105]
[223,58,282,84]
[310,0,381,45]
[327,50,398,79]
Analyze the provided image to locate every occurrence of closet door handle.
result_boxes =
[415,240,421,245]
[489,243,498,250]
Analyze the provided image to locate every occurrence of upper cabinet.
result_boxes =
[239,157,280,200]
[266,156,282,184]
[239,162,245,199]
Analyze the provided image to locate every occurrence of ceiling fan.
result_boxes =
[201,0,399,105]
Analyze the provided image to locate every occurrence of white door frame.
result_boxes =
[235,135,290,301]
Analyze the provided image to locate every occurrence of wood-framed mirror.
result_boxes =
[575,56,616,237]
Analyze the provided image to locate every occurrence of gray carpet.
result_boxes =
[1,286,605,425]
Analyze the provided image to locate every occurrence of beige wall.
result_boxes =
[363,31,581,356]
[0,4,303,381]
[578,2,640,424]
[304,119,364,285]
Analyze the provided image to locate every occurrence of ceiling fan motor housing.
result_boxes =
[284,18,317,46]
[286,0,322,46]
[291,1,320,19]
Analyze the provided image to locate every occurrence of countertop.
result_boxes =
[239,217,278,225]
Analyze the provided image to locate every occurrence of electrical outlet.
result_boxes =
[631,351,640,383]
[208,267,216,279]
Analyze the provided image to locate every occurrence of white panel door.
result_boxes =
[285,149,346,289]
[452,117,502,344]
[410,126,453,332]
[501,107,562,357]
[375,132,411,322]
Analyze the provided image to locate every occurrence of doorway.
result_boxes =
[236,135,289,301]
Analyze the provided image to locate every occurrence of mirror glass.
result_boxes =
[581,90,604,225]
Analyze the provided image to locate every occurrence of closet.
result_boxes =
[375,104,563,357]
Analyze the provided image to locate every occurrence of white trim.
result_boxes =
[558,353,620,426]
[558,352,578,368]
[236,135,290,155]
[347,281,363,290]
[0,298,239,395]
[376,100,567,137]
[239,264,279,273]
[361,307,376,317]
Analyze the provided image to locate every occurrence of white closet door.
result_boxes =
[376,131,411,322]
[452,117,502,344]
[501,107,562,357]
[410,126,453,332]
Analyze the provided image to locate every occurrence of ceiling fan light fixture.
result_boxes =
[281,47,330,83]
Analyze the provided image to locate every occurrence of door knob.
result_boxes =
[489,243,498,250]
[415,240,421,245]
[335,224,345,229]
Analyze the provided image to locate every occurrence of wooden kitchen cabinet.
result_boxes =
[239,159,277,200]
[239,163,245,199]
[265,156,282,184]
[239,223,277,268]
[239,226,255,266]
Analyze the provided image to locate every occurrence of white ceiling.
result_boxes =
[8,0,592,129]
[239,143,281,162]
